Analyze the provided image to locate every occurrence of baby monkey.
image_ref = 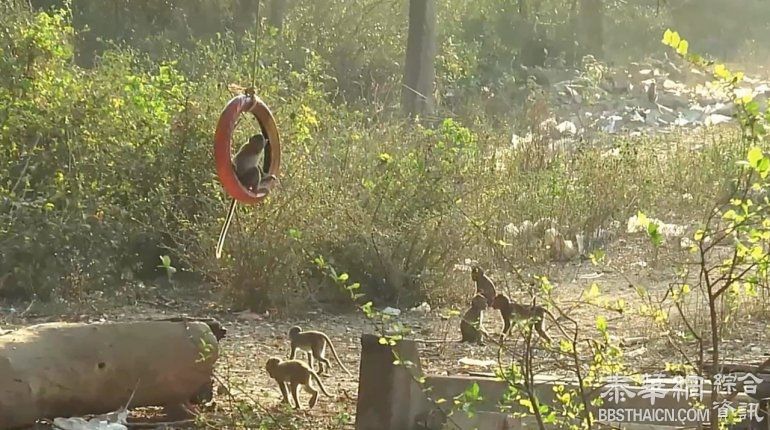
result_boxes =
[265,357,332,409]
[492,294,560,343]
[460,294,489,344]
[471,266,497,307]
[215,134,277,259]
[288,326,352,376]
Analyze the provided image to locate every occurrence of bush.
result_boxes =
[0,3,750,313]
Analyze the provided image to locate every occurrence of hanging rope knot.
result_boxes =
[243,86,258,112]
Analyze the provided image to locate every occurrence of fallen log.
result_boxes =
[0,320,219,429]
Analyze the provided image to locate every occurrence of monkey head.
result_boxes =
[249,133,266,148]
[491,294,509,310]
[265,357,281,375]
[470,266,482,281]
[288,326,302,339]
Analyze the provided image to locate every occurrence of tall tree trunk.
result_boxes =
[401,0,436,119]
[267,0,287,32]
[565,0,579,66]
[233,0,261,35]
[580,0,604,58]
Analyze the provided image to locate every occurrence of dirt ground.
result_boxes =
[2,233,769,429]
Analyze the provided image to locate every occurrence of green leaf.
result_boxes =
[758,158,770,176]
[647,222,664,247]
[748,146,764,168]
[589,249,606,265]
[287,228,302,240]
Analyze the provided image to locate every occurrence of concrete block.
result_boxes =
[446,411,521,430]
[355,334,424,430]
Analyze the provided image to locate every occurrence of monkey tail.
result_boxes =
[310,370,332,397]
[215,199,238,259]
[323,334,353,376]
[544,309,571,340]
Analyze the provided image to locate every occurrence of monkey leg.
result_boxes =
[278,381,290,405]
[475,330,485,346]
[306,351,314,371]
[535,322,553,344]
[289,347,297,360]
[460,322,474,343]
[502,316,512,335]
[316,356,331,375]
[304,384,319,408]
[290,382,301,409]
[163,402,197,420]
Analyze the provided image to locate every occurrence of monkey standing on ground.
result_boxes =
[288,326,352,376]
[492,294,566,343]
[215,134,277,259]
[265,357,332,409]
[460,294,489,344]
[471,266,497,307]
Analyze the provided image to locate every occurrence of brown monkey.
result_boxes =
[492,294,563,343]
[265,357,332,409]
[215,134,276,259]
[288,326,352,376]
[460,294,488,344]
[471,266,497,307]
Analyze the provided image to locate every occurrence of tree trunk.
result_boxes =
[267,0,287,32]
[565,0,579,67]
[401,0,436,119]
[233,0,261,35]
[579,0,604,58]
[0,321,219,429]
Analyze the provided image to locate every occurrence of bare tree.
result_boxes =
[401,0,436,119]
[267,0,287,32]
[233,0,261,35]
[580,0,604,58]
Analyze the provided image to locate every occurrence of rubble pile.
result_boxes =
[514,54,770,143]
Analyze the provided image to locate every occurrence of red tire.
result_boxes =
[214,94,281,204]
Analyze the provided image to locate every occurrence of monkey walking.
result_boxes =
[215,134,277,259]
[460,294,489,344]
[288,326,352,376]
[491,294,568,344]
[471,266,497,307]
[265,357,332,409]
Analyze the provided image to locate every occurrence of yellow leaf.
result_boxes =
[586,283,600,299]
[714,64,730,80]
[670,31,681,48]
[676,39,689,56]
[748,146,763,168]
